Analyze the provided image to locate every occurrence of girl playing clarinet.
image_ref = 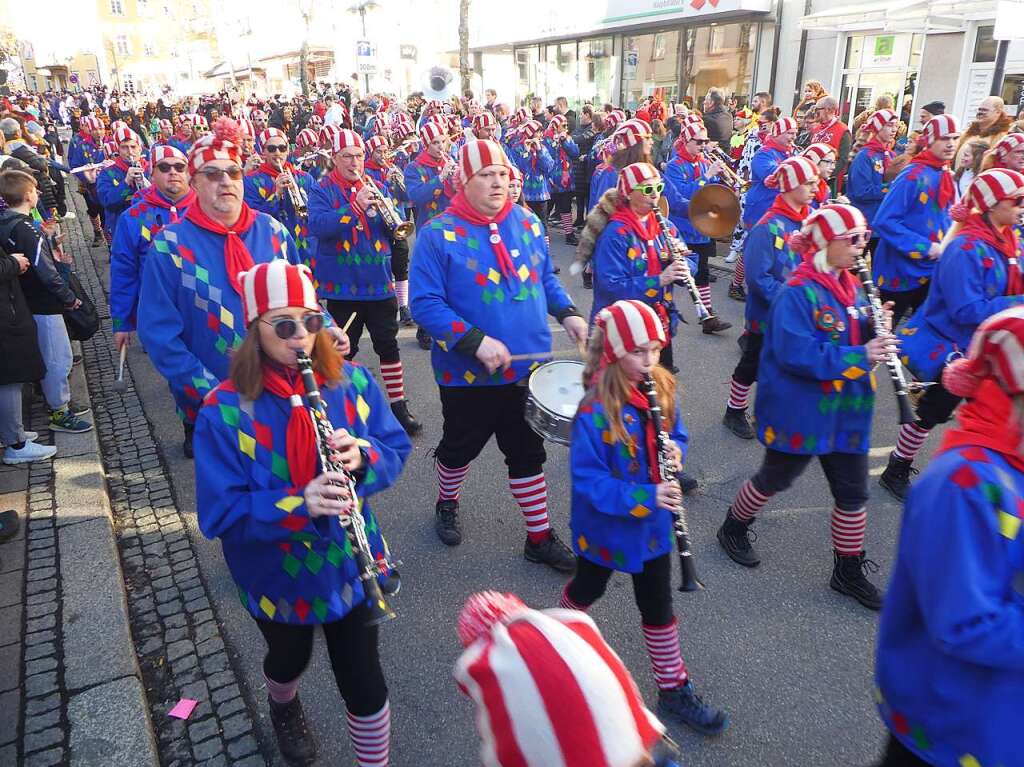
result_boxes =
[193,261,411,766]
[559,299,728,736]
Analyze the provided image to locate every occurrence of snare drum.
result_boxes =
[525,360,586,446]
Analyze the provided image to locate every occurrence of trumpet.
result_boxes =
[273,158,308,219]
[703,146,748,191]
[130,157,151,189]
[439,156,459,182]
[363,175,414,240]
[651,204,713,324]
[386,165,406,196]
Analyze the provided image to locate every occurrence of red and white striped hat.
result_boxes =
[420,120,446,145]
[510,107,530,127]
[965,168,1024,213]
[113,125,140,145]
[191,114,209,129]
[771,116,799,137]
[111,120,128,133]
[791,204,867,254]
[319,124,341,147]
[595,299,667,363]
[547,113,567,132]
[259,127,288,148]
[993,133,1024,165]
[459,139,511,181]
[508,163,523,183]
[680,113,703,127]
[102,139,117,158]
[454,591,665,767]
[801,142,835,164]
[366,135,388,154]
[766,155,819,192]
[472,111,497,132]
[520,120,543,139]
[863,109,898,134]
[921,114,959,145]
[236,119,256,139]
[239,260,320,327]
[605,109,626,130]
[617,162,661,197]
[678,120,706,142]
[80,115,104,132]
[329,128,364,154]
[614,119,652,150]
[149,145,187,166]
[943,306,1024,397]
[187,118,242,175]
[306,114,323,129]
[158,118,173,132]
[295,128,318,149]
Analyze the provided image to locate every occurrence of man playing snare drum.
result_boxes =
[410,139,588,571]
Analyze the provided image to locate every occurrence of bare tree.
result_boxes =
[459,0,471,94]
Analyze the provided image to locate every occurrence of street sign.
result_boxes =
[356,40,377,75]
[400,44,417,61]
[69,73,79,84]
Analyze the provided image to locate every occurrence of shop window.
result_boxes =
[844,35,864,68]
[681,22,756,107]
[974,25,997,63]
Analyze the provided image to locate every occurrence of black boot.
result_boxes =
[830,550,883,611]
[435,499,462,546]
[879,452,916,502]
[728,283,746,302]
[656,680,729,735]
[524,529,576,573]
[701,316,733,335]
[565,231,579,246]
[582,264,593,290]
[678,471,698,494]
[390,399,422,436]
[91,230,105,248]
[416,326,432,350]
[268,694,317,766]
[183,423,195,460]
[716,510,760,567]
[722,407,755,439]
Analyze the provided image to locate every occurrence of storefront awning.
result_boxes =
[801,0,996,32]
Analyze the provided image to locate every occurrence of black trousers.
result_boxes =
[255,604,387,717]
[527,199,549,223]
[551,191,573,216]
[880,284,929,327]
[915,377,963,431]
[751,449,869,510]
[327,297,400,363]
[875,734,935,767]
[731,331,764,387]
[689,240,715,288]
[574,185,590,225]
[435,383,546,478]
[391,239,410,282]
[567,553,674,626]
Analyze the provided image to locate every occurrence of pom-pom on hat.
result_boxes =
[921,114,959,145]
[771,116,799,137]
[472,111,497,131]
[239,260,320,328]
[801,142,836,164]
[614,119,652,149]
[187,117,242,175]
[454,590,665,767]
[459,139,511,182]
[864,109,898,134]
[943,306,1024,398]
[329,128,364,154]
[150,145,187,166]
[765,155,819,192]
[788,204,867,256]
[295,127,318,148]
[992,133,1024,165]
[595,299,667,365]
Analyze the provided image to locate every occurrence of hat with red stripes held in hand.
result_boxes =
[942,306,1024,397]
[921,114,959,145]
[801,142,836,164]
[259,127,288,147]
[459,139,511,182]
[765,155,819,192]
[863,109,898,134]
[992,133,1024,166]
[616,162,661,197]
[788,203,867,255]
[239,260,320,327]
[454,590,666,767]
[149,145,187,166]
[328,128,364,154]
[187,117,242,175]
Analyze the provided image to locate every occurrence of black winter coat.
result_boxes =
[0,210,75,315]
[8,143,59,213]
[0,250,45,385]
[703,106,733,153]
[571,123,596,188]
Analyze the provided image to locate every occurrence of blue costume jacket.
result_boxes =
[755,275,875,454]
[876,445,1024,767]
[742,145,789,228]
[509,143,555,202]
[543,136,580,194]
[589,166,616,210]
[243,165,317,268]
[663,154,720,245]
[409,205,577,387]
[872,162,951,292]
[570,396,688,573]
[137,213,298,423]
[900,230,1024,383]
[742,205,805,333]
[403,157,453,225]
[846,146,891,227]
[306,176,402,301]
[67,134,105,184]
[194,364,411,624]
[96,161,149,236]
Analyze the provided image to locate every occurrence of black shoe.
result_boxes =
[390,399,422,436]
[830,550,883,611]
[678,472,698,494]
[728,284,746,302]
[380,569,401,596]
[657,680,729,736]
[582,270,593,289]
[67,399,90,415]
[565,232,579,246]
[183,423,195,460]
[523,529,576,573]
[709,272,718,283]
[716,510,760,567]
[435,500,462,546]
[553,266,561,274]
[416,326,432,350]
[879,452,916,502]
[398,305,415,327]
[0,509,20,543]
[268,694,317,766]
[722,407,755,440]
[91,231,104,247]
[701,316,732,335]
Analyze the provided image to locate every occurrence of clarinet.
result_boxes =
[641,374,703,592]
[854,255,917,425]
[652,207,713,324]
[295,351,397,625]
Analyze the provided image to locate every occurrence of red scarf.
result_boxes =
[627,386,663,483]
[256,160,294,180]
[364,157,391,173]
[609,205,664,277]
[937,379,1024,473]
[862,138,893,158]
[957,212,1024,292]
[414,151,456,197]
[326,170,371,244]
[112,156,132,174]
[445,190,520,282]
[789,257,863,344]
[762,194,808,225]
[549,138,572,189]
[141,186,195,224]
[672,141,701,166]
[184,202,257,295]
[260,363,322,487]
[814,178,830,206]
[909,148,955,209]
[761,138,792,155]
[77,130,95,145]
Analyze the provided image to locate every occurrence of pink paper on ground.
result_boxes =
[168,698,199,719]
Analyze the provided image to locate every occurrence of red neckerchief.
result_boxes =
[548,138,572,189]
[788,256,862,344]
[609,204,664,277]
[862,138,892,158]
[957,212,1024,291]
[812,117,839,144]
[77,131,95,145]
[937,379,1024,473]
[445,190,521,283]
[414,151,456,197]
[909,148,955,209]
[364,157,391,172]
[256,160,294,180]
[260,362,324,487]
[762,194,808,225]
[112,156,132,174]
[672,141,702,167]
[626,385,662,483]
[183,202,257,295]
[326,169,371,244]
[141,186,195,224]
[814,178,830,205]
[761,138,791,155]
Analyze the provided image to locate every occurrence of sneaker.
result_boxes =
[49,408,92,434]
[701,316,732,335]
[716,510,760,567]
[268,694,317,766]
[63,211,76,220]
[879,452,916,502]
[398,305,415,327]
[3,441,57,465]
[830,550,883,611]
[416,326,432,350]
[0,509,21,542]
[728,283,746,302]
[67,399,90,415]
[724,251,739,264]
[657,680,729,736]
[565,231,579,246]
[390,399,423,436]
[183,423,195,460]
[435,500,462,546]
[523,529,576,573]
[722,407,755,440]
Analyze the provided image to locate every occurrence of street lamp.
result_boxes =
[347,0,380,95]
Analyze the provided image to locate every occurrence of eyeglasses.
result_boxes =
[195,165,243,181]
[261,313,325,339]
[1013,196,1024,208]
[837,230,872,247]
[156,162,186,173]
[265,144,289,153]
[635,181,665,196]
[693,139,711,145]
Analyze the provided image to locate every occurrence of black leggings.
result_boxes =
[689,240,715,288]
[527,199,549,223]
[255,605,387,717]
[551,191,573,216]
[566,553,674,626]
[327,297,400,363]
[391,239,410,282]
[574,185,590,225]
[751,449,869,511]
[880,284,929,327]
[732,331,764,387]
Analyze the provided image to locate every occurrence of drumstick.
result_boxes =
[112,344,128,392]
[341,312,357,334]
[508,349,583,362]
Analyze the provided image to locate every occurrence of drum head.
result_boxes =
[528,361,585,418]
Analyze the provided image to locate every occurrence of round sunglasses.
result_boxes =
[260,313,325,339]
[635,181,665,196]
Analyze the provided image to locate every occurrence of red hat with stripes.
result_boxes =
[111,120,128,132]
[993,133,1024,165]
[771,116,799,137]
[678,120,706,142]
[921,114,959,145]
[329,128,364,154]
[508,163,523,183]
[319,124,341,147]
[454,591,665,767]
[306,114,323,129]
[113,125,140,145]
[864,109,898,134]
[801,142,835,164]
[547,113,567,132]
[614,119,652,149]
[510,107,529,127]
[295,128,318,149]
[259,128,288,148]
[943,306,1024,397]
[419,119,446,144]
[191,114,209,129]
[459,139,511,181]
[149,144,187,166]
[187,118,242,175]
[596,299,667,365]
[366,135,388,154]
[605,109,626,129]
[236,119,256,139]
[80,115,104,132]
[766,155,818,192]
[965,168,1024,213]
[616,161,661,197]
[158,118,173,132]
[472,111,497,132]
[520,119,543,139]
[239,260,320,327]
[790,203,867,254]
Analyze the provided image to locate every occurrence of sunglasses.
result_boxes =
[265,144,289,153]
[156,162,186,173]
[261,313,325,339]
[195,166,243,181]
[838,230,872,246]
[693,139,711,145]
[635,181,665,196]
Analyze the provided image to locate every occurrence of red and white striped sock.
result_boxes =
[509,473,550,543]
[379,361,405,403]
[559,584,590,611]
[394,280,409,308]
[727,377,751,410]
[347,700,390,767]
[436,460,469,502]
[560,212,574,236]
[698,284,713,313]
[893,422,929,462]
[264,671,299,704]
[732,255,745,287]
[731,479,773,522]
[830,506,867,555]
[642,619,689,690]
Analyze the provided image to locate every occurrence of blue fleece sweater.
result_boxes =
[403,158,453,225]
[663,155,721,245]
[742,208,804,333]
[845,147,891,227]
[509,142,556,202]
[544,136,580,194]
[742,145,789,228]
[96,162,148,237]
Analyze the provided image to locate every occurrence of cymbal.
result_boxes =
[690,183,740,239]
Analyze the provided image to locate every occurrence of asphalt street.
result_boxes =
[116,234,945,767]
